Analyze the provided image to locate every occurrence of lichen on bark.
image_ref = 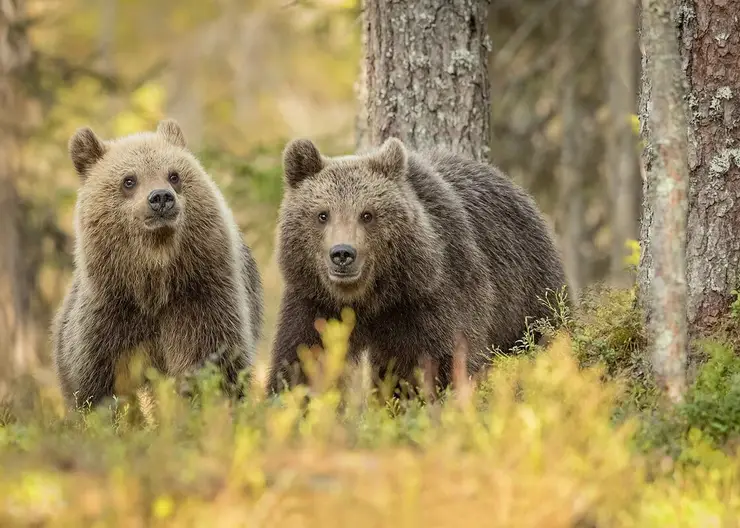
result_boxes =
[638,0,691,402]
[682,0,740,334]
[360,0,492,161]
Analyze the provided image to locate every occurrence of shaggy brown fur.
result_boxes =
[267,137,568,395]
[51,119,263,409]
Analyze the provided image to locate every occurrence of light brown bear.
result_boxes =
[51,119,263,409]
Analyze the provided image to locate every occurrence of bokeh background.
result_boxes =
[6,0,640,379]
[9,3,740,525]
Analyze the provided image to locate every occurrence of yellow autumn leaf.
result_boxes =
[623,239,641,268]
[152,495,174,519]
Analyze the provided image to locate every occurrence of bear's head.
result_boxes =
[69,119,225,274]
[277,137,442,309]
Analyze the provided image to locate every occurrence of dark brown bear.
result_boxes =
[267,137,568,395]
[51,119,263,409]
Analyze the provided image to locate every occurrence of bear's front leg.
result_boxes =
[62,343,116,410]
[267,292,327,395]
[57,302,142,410]
[369,308,458,399]
[158,295,250,399]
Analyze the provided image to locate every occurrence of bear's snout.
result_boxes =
[330,244,357,267]
[148,189,176,214]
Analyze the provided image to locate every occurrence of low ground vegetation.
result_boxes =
[2,283,740,527]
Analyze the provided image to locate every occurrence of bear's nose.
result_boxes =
[148,189,175,213]
[330,244,357,267]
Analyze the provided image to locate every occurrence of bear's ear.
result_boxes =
[368,137,408,179]
[156,119,187,148]
[282,138,324,188]
[69,127,107,180]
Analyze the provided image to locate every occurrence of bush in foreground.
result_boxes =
[1,289,740,527]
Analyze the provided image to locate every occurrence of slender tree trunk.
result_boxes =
[559,3,586,302]
[681,0,740,335]
[361,0,492,161]
[166,48,203,149]
[98,0,116,123]
[638,0,690,403]
[0,0,33,382]
[602,0,640,286]
[230,10,267,128]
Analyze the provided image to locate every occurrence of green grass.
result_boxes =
[2,288,740,527]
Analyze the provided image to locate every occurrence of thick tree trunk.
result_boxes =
[641,0,740,343]
[361,0,492,161]
[0,0,33,381]
[638,0,690,402]
[681,0,740,334]
[602,0,640,287]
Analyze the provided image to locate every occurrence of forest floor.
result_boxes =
[3,285,740,527]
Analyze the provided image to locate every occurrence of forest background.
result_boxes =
[3,1,740,526]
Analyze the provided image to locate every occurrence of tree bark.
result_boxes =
[602,0,640,287]
[638,0,690,403]
[355,24,370,152]
[0,0,34,382]
[681,0,740,334]
[641,0,740,343]
[361,0,492,161]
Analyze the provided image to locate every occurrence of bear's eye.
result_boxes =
[168,171,180,185]
[317,211,329,224]
[360,211,374,224]
[122,175,137,190]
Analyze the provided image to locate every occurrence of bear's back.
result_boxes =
[407,148,568,348]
